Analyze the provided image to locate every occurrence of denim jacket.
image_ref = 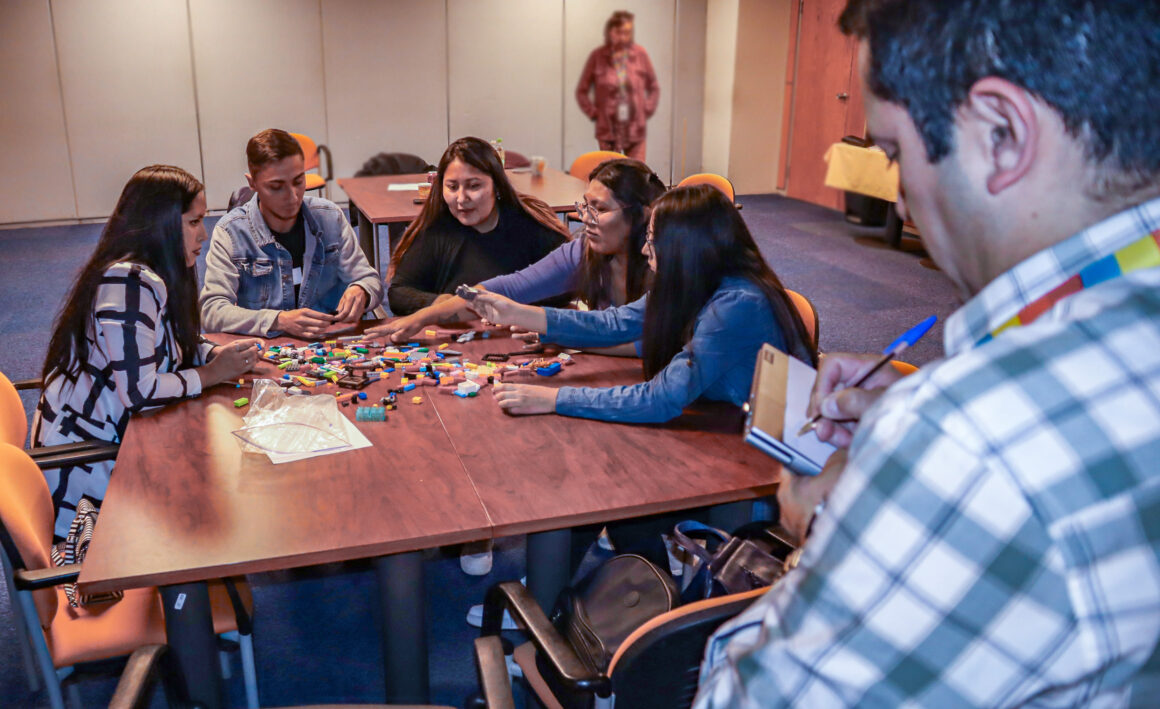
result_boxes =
[544,277,789,423]
[200,194,383,335]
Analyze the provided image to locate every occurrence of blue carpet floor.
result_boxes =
[0,195,957,707]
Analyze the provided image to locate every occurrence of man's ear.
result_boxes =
[244,172,256,191]
[965,77,1039,195]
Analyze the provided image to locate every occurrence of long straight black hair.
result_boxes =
[576,158,666,309]
[388,136,568,280]
[641,185,817,378]
[42,165,205,385]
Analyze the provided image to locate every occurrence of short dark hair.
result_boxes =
[604,10,634,44]
[840,0,1160,197]
[246,128,304,175]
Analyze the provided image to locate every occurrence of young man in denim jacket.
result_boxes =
[200,129,382,338]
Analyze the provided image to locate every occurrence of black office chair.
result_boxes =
[481,580,768,709]
[109,636,514,709]
[352,152,435,252]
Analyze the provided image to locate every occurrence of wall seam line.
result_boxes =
[185,0,208,188]
[46,0,81,220]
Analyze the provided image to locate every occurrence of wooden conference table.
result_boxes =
[338,167,587,270]
[78,326,777,708]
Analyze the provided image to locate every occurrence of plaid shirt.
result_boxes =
[36,262,212,539]
[695,197,1160,707]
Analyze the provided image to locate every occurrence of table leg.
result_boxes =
[884,205,903,249]
[159,582,222,709]
[355,206,379,273]
[374,551,428,704]
[526,529,572,613]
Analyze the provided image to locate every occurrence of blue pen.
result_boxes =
[796,315,938,437]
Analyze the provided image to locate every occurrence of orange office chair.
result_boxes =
[289,132,333,196]
[565,151,626,226]
[891,360,919,376]
[568,150,627,181]
[0,443,259,709]
[786,290,819,350]
[0,370,119,469]
[676,173,741,209]
[482,580,768,709]
[0,370,28,448]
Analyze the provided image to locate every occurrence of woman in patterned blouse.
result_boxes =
[36,165,260,540]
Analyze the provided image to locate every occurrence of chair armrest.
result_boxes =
[318,143,334,182]
[12,378,42,391]
[28,440,116,461]
[14,563,81,590]
[474,636,515,709]
[483,580,612,697]
[109,644,187,709]
[33,443,119,470]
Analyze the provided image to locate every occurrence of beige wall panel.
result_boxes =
[672,0,707,183]
[53,0,201,219]
[447,0,563,171]
[702,0,739,178]
[321,0,448,203]
[190,0,327,210]
[0,0,76,223]
[563,1,675,182]
[728,0,792,194]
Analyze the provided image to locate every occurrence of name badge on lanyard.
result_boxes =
[617,102,630,123]
[292,267,303,286]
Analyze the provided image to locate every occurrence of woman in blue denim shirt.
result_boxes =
[472,185,817,423]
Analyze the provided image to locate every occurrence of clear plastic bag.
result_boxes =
[231,380,351,456]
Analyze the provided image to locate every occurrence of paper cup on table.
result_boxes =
[417,182,432,199]
[531,156,546,177]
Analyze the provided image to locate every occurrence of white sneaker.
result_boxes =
[506,651,524,679]
[466,576,526,630]
[460,540,494,576]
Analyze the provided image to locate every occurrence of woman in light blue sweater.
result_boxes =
[472,185,817,423]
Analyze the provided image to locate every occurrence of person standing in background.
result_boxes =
[576,10,659,162]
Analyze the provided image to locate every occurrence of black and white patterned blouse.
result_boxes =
[35,262,213,540]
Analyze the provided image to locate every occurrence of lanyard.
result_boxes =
[978,229,1160,346]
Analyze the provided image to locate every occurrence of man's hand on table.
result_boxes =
[493,382,558,415]
[806,352,904,448]
[332,285,369,323]
[273,308,336,340]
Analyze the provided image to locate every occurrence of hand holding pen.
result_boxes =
[799,316,937,448]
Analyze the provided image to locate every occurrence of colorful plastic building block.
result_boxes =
[234,397,249,408]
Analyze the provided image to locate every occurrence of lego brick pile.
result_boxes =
[249,328,576,422]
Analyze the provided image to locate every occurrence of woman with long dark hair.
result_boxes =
[471,184,816,422]
[373,158,665,343]
[383,137,569,316]
[36,165,259,540]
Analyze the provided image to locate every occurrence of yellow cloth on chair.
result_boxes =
[823,142,900,203]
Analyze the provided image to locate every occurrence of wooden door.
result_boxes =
[783,0,866,210]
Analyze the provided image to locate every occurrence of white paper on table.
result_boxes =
[265,413,372,464]
[386,183,425,191]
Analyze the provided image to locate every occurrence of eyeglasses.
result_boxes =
[574,200,625,224]
[644,228,656,255]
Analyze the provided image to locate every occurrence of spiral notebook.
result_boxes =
[743,344,837,476]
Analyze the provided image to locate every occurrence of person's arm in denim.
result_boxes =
[479,239,583,303]
[541,294,649,349]
[555,289,784,423]
[199,224,282,335]
[335,214,383,310]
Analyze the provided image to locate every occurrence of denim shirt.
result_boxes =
[199,194,383,335]
[544,277,788,423]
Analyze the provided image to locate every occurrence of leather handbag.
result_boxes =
[673,520,796,602]
[549,553,679,674]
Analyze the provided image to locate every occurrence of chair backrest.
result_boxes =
[289,132,320,173]
[0,443,60,628]
[354,151,434,177]
[569,150,626,181]
[676,173,736,202]
[891,360,918,376]
[0,371,28,447]
[607,587,768,708]
[503,150,531,169]
[786,290,819,349]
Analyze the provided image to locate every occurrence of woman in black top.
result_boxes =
[387,137,569,314]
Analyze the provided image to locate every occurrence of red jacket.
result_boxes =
[575,44,660,144]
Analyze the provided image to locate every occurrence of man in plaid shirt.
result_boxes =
[695,1,1160,706]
